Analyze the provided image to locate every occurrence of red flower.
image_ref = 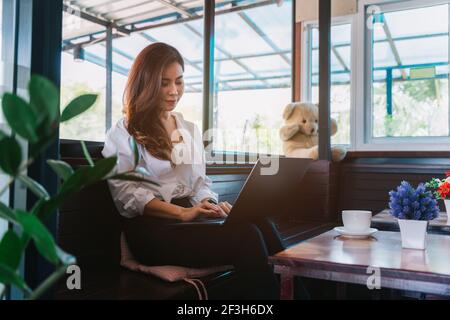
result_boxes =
[446,172,450,177]
[438,181,450,199]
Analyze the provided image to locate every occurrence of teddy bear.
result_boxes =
[279,102,346,162]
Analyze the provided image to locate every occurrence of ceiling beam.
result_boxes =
[237,11,291,65]
[331,46,349,72]
[63,0,276,46]
[382,21,407,79]
[63,3,131,35]
[137,31,204,73]
[154,0,195,18]
[183,23,270,85]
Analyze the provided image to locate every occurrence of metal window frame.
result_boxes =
[318,0,331,160]
[301,15,356,148]
[0,0,19,301]
[206,0,294,160]
[357,0,450,151]
[60,0,295,160]
[25,0,63,300]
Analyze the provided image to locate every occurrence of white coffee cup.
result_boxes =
[342,210,372,232]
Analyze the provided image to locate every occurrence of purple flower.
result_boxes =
[389,181,439,220]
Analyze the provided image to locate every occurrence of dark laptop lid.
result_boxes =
[225,157,313,225]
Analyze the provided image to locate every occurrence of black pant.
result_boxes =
[123,198,285,299]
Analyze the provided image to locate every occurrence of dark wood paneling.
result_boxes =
[291,160,340,223]
[338,157,450,217]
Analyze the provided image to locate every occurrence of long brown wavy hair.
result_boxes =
[123,42,184,163]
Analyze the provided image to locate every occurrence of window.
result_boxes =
[0,0,7,243]
[213,0,293,155]
[111,20,204,131]
[61,0,291,149]
[60,12,106,142]
[365,1,450,143]
[300,0,450,150]
[305,22,352,145]
[61,2,207,141]
[0,0,16,295]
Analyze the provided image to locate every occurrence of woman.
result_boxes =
[102,42,285,299]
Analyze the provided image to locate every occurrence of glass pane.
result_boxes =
[310,23,352,145]
[370,4,449,138]
[141,19,203,130]
[111,71,127,126]
[213,0,293,155]
[118,21,204,130]
[60,50,107,141]
[62,9,204,139]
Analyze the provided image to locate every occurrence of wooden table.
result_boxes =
[372,210,450,234]
[269,230,450,299]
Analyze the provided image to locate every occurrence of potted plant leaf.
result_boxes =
[389,181,439,250]
[0,75,157,299]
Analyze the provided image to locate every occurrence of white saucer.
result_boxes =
[334,226,378,237]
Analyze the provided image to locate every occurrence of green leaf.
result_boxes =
[33,197,59,222]
[129,137,139,168]
[29,129,58,159]
[61,94,98,122]
[0,136,22,176]
[0,230,23,270]
[86,156,117,184]
[18,175,50,200]
[0,202,16,224]
[58,166,91,197]
[80,141,94,167]
[28,75,59,124]
[0,262,31,294]
[1,93,38,142]
[47,160,74,181]
[15,210,59,265]
[56,246,76,265]
[109,173,160,187]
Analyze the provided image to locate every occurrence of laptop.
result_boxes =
[179,157,313,226]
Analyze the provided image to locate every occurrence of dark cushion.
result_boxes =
[55,267,239,300]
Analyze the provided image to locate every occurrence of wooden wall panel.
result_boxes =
[338,157,450,217]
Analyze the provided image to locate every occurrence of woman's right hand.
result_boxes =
[179,202,226,222]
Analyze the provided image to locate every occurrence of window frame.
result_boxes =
[357,0,450,150]
[206,0,295,161]
[302,0,450,151]
[301,14,357,149]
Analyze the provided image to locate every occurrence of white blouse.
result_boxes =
[101,112,218,218]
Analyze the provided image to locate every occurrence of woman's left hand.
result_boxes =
[217,201,232,215]
[201,200,232,217]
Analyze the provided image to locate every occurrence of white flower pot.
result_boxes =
[444,199,450,222]
[398,219,428,250]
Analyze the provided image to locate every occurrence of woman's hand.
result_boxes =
[201,200,232,216]
[217,201,232,215]
[179,202,225,222]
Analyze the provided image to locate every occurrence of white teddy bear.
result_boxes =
[279,102,346,162]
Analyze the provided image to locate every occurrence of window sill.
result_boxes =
[345,150,450,159]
